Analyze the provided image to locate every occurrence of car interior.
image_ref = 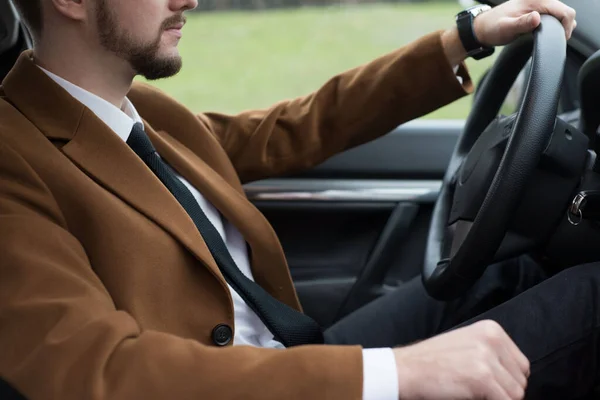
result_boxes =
[2,0,600,398]
[0,1,29,83]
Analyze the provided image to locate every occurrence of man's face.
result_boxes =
[94,0,196,80]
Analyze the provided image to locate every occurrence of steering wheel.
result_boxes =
[423,15,567,301]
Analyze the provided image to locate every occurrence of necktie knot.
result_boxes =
[127,122,156,158]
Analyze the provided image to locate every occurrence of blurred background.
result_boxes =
[141,0,498,119]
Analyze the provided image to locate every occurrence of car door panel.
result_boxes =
[245,119,463,327]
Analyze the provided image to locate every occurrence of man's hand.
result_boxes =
[474,0,577,47]
[393,320,530,400]
[442,0,576,66]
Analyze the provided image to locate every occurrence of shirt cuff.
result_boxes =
[453,64,464,85]
[362,348,398,400]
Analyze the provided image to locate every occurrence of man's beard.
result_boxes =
[96,0,184,80]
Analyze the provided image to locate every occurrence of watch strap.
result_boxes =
[456,6,495,60]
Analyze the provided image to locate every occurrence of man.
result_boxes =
[0,0,584,399]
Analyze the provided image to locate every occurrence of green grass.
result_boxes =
[142,2,498,119]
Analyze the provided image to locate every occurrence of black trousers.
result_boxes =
[325,257,600,400]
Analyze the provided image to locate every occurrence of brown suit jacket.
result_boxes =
[0,31,471,400]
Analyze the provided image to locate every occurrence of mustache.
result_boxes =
[161,14,187,31]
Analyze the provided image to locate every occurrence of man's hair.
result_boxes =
[11,0,42,39]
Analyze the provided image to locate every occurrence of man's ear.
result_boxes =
[48,0,88,22]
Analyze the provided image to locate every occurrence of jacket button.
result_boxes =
[212,324,233,346]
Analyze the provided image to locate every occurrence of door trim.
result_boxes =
[244,179,442,203]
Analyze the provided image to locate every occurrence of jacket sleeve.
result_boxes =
[0,141,363,400]
[197,30,473,183]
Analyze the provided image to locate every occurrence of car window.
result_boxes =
[497,60,530,116]
[141,0,497,120]
[498,49,584,117]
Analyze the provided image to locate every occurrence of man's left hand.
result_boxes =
[474,0,577,47]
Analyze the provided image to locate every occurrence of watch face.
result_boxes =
[467,4,491,17]
[457,4,490,19]
[456,11,469,21]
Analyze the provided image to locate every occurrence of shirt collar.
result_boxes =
[38,66,142,142]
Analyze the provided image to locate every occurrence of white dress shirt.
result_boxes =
[39,67,399,400]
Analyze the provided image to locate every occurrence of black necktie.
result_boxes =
[126,123,323,347]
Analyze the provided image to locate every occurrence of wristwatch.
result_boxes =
[455,4,495,60]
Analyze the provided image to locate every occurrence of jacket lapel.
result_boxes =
[65,111,229,286]
[147,125,302,310]
[2,51,229,293]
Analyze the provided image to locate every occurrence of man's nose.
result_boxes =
[171,0,199,12]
